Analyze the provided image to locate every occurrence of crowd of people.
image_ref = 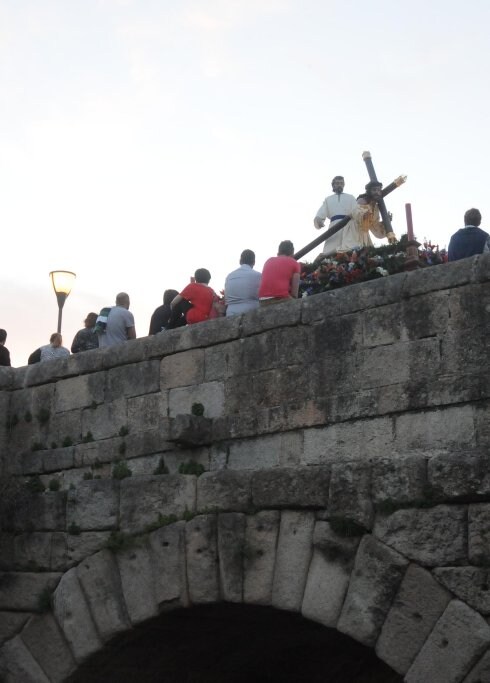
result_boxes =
[0,178,488,368]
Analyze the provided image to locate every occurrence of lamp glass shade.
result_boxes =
[50,270,76,296]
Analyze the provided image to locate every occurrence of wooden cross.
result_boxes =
[362,151,406,234]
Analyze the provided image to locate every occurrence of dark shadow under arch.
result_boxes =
[68,603,402,683]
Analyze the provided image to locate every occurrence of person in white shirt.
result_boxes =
[224,250,261,316]
[314,175,360,255]
[40,333,70,362]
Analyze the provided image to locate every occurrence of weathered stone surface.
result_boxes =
[376,564,452,675]
[434,567,490,615]
[106,361,160,401]
[395,405,476,452]
[371,454,427,507]
[0,635,50,683]
[469,504,490,565]
[12,532,67,571]
[243,510,280,605]
[127,393,167,433]
[429,452,490,499]
[66,479,119,531]
[42,447,75,473]
[251,466,329,508]
[197,470,252,512]
[80,398,128,441]
[218,513,245,603]
[228,432,302,470]
[185,514,219,604]
[271,510,315,612]
[0,612,30,647]
[0,572,61,611]
[116,542,158,624]
[169,381,225,419]
[337,535,408,647]
[76,549,130,641]
[328,461,373,531]
[54,374,105,413]
[241,301,302,336]
[464,649,490,683]
[302,416,394,464]
[374,505,467,566]
[20,613,76,682]
[406,600,490,683]
[169,414,213,447]
[204,341,243,382]
[160,349,205,389]
[119,475,196,533]
[301,521,360,627]
[148,521,188,607]
[6,492,66,533]
[52,568,102,663]
[66,531,112,565]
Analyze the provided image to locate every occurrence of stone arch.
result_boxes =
[2,509,490,682]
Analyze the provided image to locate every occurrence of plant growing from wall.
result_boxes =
[119,425,129,437]
[48,479,60,492]
[36,408,50,425]
[31,442,45,452]
[25,476,45,493]
[191,403,205,416]
[62,436,73,448]
[153,457,169,475]
[67,522,81,535]
[82,431,94,443]
[178,460,205,476]
[112,461,132,480]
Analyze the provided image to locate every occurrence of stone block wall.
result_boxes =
[0,254,489,681]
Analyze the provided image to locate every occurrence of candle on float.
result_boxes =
[405,203,414,242]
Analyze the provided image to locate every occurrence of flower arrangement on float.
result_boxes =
[298,235,447,298]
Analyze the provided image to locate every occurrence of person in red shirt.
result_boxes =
[258,240,301,305]
[171,268,218,324]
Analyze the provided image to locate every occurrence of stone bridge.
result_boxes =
[0,255,489,682]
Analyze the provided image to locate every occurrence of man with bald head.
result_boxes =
[99,292,136,348]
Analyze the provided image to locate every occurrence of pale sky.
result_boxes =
[1,0,489,366]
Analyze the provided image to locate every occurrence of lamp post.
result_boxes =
[49,270,76,334]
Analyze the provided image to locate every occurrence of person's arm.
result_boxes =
[127,326,136,340]
[314,199,329,229]
[71,333,80,353]
[290,272,300,298]
[171,294,184,309]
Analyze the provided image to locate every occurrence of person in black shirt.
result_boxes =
[0,329,11,367]
[71,313,99,353]
[149,289,185,334]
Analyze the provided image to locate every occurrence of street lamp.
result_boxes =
[49,270,76,334]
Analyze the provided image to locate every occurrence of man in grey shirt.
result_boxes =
[99,292,136,347]
[224,250,261,316]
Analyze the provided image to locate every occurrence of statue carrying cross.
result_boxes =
[312,151,406,258]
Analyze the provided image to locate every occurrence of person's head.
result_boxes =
[0,329,6,346]
[240,249,255,267]
[163,289,179,306]
[84,312,98,328]
[278,240,294,257]
[116,292,130,309]
[194,268,211,284]
[365,180,383,200]
[464,208,482,227]
[50,333,62,347]
[331,176,345,194]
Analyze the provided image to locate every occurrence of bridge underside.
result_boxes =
[68,604,402,683]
